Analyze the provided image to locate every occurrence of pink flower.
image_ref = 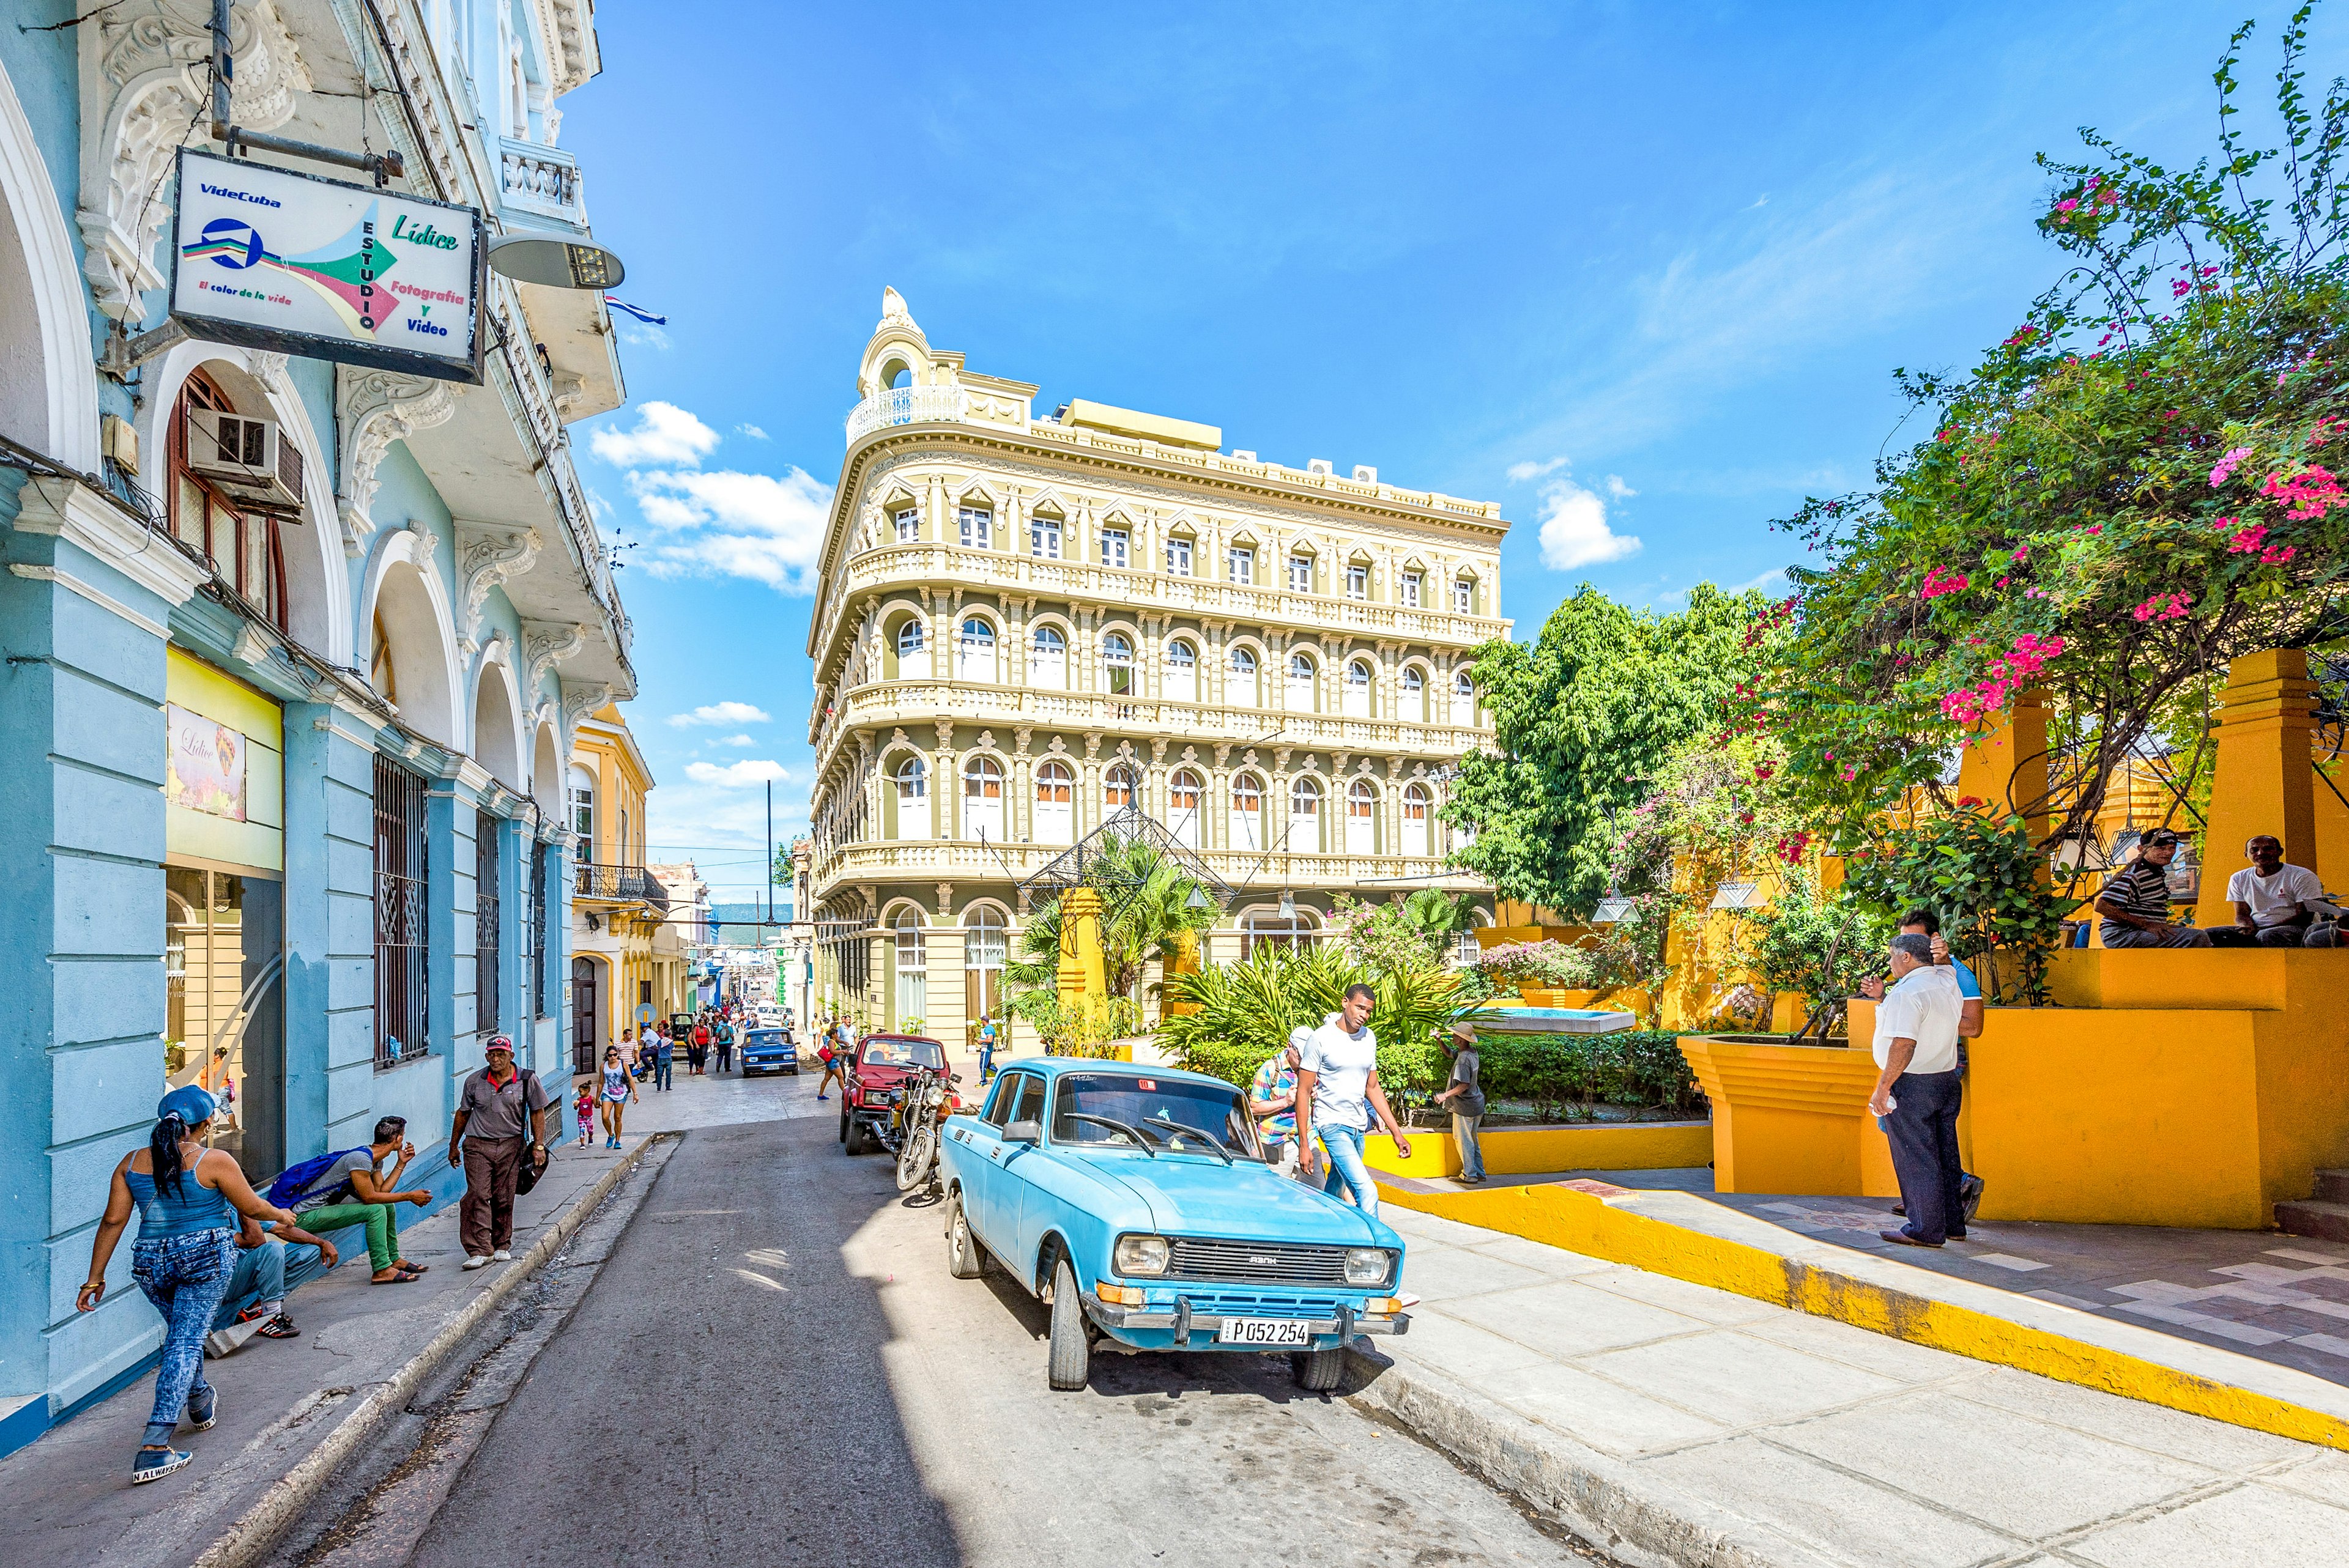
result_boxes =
[2011,544,2029,561]
[2262,544,2297,565]
[2210,446,2253,487]
[2261,465,2345,520]
[1995,575,2011,588]
[2084,525,2103,536]
[2131,591,2192,623]
[2055,198,2079,212]
[1920,566,1970,600]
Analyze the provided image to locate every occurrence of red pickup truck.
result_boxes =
[840,1034,950,1155]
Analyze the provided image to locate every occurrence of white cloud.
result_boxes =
[737,424,769,440]
[1507,456,1570,483]
[616,319,671,352]
[683,759,790,787]
[667,700,771,728]
[715,733,757,747]
[1605,475,1636,499]
[630,465,833,595]
[1526,465,1641,572]
[1726,566,1786,594]
[589,401,719,468]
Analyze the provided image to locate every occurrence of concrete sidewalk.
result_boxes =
[1355,1205,2349,1567]
[0,1134,653,1568]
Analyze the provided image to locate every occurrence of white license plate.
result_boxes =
[1217,1317,1315,1347]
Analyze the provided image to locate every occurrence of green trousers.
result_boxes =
[300,1202,401,1271]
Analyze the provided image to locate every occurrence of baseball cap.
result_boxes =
[484,1034,516,1054]
[158,1084,218,1125]
[2140,828,2181,848]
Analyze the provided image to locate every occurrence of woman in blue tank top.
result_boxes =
[78,1086,300,1485]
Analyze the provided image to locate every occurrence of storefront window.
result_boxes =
[165,866,282,1182]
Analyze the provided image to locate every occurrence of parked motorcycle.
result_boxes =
[890,1064,957,1193]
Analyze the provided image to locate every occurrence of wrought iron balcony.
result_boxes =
[573,862,669,911]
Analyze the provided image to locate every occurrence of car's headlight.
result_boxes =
[1113,1234,1170,1276]
[1343,1248,1393,1287]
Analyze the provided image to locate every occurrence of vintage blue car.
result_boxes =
[935,1057,1409,1391]
[738,1027,797,1076]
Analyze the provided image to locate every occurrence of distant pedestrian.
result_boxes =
[574,1082,597,1147]
[197,1046,239,1131]
[450,1036,553,1270]
[689,1018,711,1076]
[714,1016,735,1073]
[599,1045,639,1148]
[976,1013,998,1084]
[1433,1021,1486,1185]
[1249,1027,1309,1174]
[815,1025,845,1101]
[78,1086,299,1484]
[1867,934,1968,1248]
[1296,983,1412,1215]
[654,1027,675,1092]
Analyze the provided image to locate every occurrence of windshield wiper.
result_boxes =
[1132,1119,1234,1165]
[1062,1112,1159,1155]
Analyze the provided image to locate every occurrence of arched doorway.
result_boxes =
[572,955,600,1075]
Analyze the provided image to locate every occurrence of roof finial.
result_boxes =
[881,286,913,327]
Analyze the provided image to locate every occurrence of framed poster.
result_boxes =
[170,148,484,384]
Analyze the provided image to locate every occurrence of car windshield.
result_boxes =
[861,1038,946,1069]
[745,1030,782,1047]
[1052,1073,1261,1158]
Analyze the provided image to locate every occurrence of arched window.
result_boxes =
[1229,646,1260,707]
[893,908,926,1026]
[1346,778,1378,855]
[1344,659,1374,719]
[1229,772,1264,851]
[1401,665,1427,723]
[957,616,996,682]
[896,616,930,680]
[1102,632,1135,697]
[1164,638,1198,703]
[1035,760,1075,846]
[1453,671,1477,727]
[1289,776,1323,854]
[1030,624,1067,689]
[963,755,1004,841]
[1168,768,1203,850]
[1286,651,1318,712]
[170,370,290,631]
[1403,783,1432,858]
[1104,764,1136,814]
[893,756,929,841]
[964,904,1008,1018]
[1244,906,1319,958]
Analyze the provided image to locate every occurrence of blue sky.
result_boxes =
[558,1,2341,903]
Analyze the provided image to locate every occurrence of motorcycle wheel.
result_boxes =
[896,1122,937,1192]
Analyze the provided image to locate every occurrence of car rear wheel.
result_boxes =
[1290,1347,1347,1392]
[1047,1256,1091,1391]
[945,1192,984,1279]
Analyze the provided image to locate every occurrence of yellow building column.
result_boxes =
[1056,889,1107,1005]
[2196,648,2320,930]
[1956,687,2050,837]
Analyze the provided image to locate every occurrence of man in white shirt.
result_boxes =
[1294,983,1412,1216]
[2217,835,2334,947]
[1866,934,1968,1248]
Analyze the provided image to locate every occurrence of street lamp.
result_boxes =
[488,232,626,290]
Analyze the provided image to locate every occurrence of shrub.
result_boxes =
[1473,940,1601,989]
[1471,1031,1705,1122]
[1159,943,1456,1097]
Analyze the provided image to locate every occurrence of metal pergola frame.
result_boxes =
[1015,805,1233,915]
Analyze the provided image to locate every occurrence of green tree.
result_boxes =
[1738,868,1896,1038]
[1447,583,1778,915]
[1002,839,1220,1035]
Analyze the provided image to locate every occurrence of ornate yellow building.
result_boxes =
[566,704,687,1073]
[806,290,1513,1037]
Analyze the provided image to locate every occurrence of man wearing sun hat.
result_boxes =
[1432,1020,1487,1185]
[449,1035,553,1269]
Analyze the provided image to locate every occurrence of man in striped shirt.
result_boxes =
[2095,829,2211,948]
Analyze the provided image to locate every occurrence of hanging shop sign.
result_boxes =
[169,148,484,384]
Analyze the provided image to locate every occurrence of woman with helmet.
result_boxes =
[78,1085,301,1484]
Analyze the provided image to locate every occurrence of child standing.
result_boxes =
[573,1082,596,1148]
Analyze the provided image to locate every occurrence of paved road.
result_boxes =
[400,1108,1598,1567]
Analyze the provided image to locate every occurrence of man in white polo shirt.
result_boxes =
[1866,933,1967,1248]
[2216,834,2337,947]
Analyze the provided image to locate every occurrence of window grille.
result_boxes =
[373,757,429,1068]
[475,811,501,1038]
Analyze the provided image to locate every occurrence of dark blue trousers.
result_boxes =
[1885,1068,1966,1244]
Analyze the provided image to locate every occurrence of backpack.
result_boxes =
[264,1147,371,1210]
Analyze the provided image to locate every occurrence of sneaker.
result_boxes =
[132,1447,193,1484]
[255,1314,300,1339]
[462,1255,491,1270]
[184,1385,217,1432]
[1959,1174,1986,1223]
[491,1249,512,1262]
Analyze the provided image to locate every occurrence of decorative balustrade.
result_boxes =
[845,386,966,443]
[499,137,583,226]
[812,838,1471,893]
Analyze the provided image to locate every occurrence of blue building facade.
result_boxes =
[0,0,634,1453]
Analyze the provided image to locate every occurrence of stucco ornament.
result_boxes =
[337,370,461,556]
[456,523,543,651]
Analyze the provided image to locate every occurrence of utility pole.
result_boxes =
[765,779,774,927]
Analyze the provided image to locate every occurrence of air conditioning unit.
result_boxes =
[185,409,305,515]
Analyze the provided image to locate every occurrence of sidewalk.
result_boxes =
[0,1134,653,1568]
[1357,1203,2349,1567]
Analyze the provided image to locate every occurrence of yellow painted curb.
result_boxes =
[1379,1178,2349,1453]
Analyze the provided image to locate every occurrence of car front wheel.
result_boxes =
[1047,1256,1090,1391]
[837,1103,849,1145]
[1291,1347,1347,1392]
[945,1192,984,1279]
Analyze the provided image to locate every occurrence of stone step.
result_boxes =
[2275,1198,2349,1244]
[2312,1167,2349,1205]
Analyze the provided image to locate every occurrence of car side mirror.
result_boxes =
[1004,1119,1041,1144]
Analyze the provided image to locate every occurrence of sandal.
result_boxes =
[368,1271,420,1285]
[392,1260,429,1273]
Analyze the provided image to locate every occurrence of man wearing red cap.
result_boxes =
[450,1035,552,1269]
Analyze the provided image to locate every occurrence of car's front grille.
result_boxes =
[1164,1238,1355,1285]
[1169,1289,1349,1320]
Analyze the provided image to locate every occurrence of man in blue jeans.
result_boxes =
[1296,982,1411,1216]
[655,1025,675,1091]
[204,1213,336,1356]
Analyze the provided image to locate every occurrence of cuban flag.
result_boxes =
[604,296,667,326]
